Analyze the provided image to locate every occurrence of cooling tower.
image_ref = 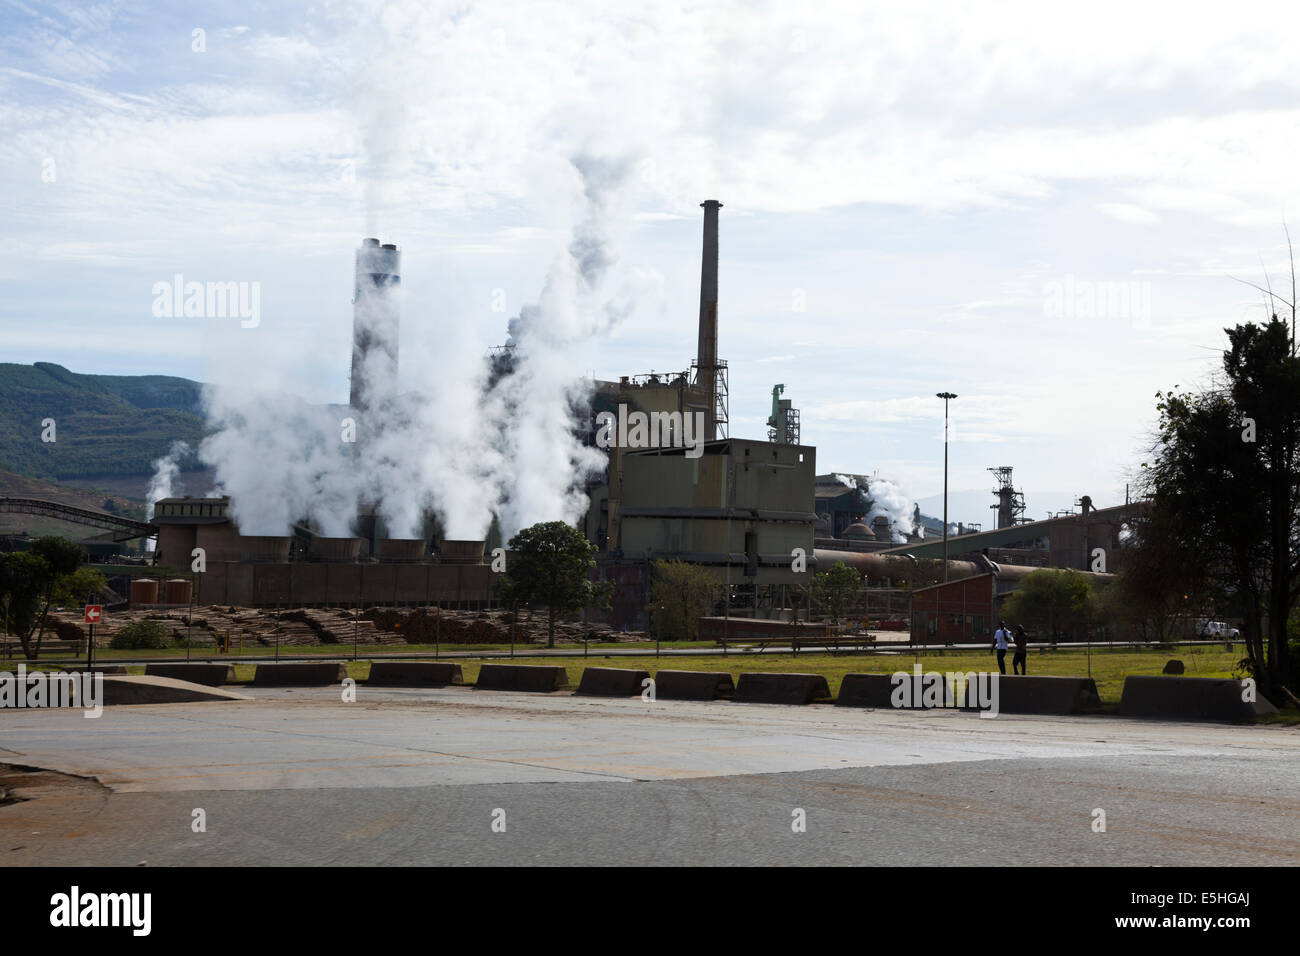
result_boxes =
[350,238,401,411]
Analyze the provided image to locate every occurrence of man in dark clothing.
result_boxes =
[1013,624,1028,675]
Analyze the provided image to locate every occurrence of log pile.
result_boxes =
[42,604,647,647]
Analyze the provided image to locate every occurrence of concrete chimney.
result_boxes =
[350,238,401,411]
[695,200,722,441]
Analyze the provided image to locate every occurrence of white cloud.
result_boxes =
[5,0,1300,509]
[1099,203,1160,225]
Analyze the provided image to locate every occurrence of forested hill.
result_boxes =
[0,362,206,480]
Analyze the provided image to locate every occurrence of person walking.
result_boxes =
[1013,624,1028,675]
[992,620,1010,675]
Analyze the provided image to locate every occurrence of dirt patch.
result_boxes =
[0,763,107,801]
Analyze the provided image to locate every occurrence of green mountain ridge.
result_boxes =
[0,362,207,481]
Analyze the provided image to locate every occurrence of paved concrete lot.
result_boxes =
[2,687,1297,865]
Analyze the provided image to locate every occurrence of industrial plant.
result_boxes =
[141,200,1135,635]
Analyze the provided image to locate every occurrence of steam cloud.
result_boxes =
[144,440,191,552]
[198,155,637,545]
[864,477,916,544]
[834,472,920,543]
[145,440,190,517]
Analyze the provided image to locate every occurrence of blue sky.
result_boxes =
[3,0,1299,524]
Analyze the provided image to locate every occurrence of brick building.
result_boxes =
[910,573,1001,644]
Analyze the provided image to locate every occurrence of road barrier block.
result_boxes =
[252,662,348,686]
[575,667,651,697]
[101,675,249,704]
[367,661,463,686]
[653,670,735,700]
[733,672,831,705]
[996,675,1101,714]
[474,663,569,692]
[835,673,901,708]
[145,663,236,686]
[837,673,1101,714]
[1119,676,1277,721]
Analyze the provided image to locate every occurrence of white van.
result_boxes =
[1199,620,1240,639]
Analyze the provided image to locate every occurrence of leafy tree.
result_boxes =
[812,561,861,628]
[646,560,718,641]
[53,566,108,608]
[1106,510,1206,644]
[0,552,46,652]
[1142,317,1298,699]
[1002,569,1094,642]
[494,521,613,647]
[0,537,99,659]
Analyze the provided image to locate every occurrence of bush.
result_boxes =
[647,560,717,641]
[109,620,170,650]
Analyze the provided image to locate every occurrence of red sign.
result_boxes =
[84,605,102,625]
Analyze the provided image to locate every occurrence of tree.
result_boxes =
[494,521,613,648]
[1002,569,1094,642]
[0,536,98,660]
[646,560,717,641]
[0,552,46,654]
[811,561,861,629]
[1143,317,1298,699]
[1106,510,1207,644]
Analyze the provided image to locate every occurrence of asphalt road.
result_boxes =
[2,687,1297,866]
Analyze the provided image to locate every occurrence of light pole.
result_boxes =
[936,392,957,583]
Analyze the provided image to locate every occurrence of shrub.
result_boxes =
[109,619,169,650]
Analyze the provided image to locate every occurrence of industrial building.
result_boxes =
[137,203,1136,632]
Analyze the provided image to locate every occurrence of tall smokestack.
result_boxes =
[350,238,401,411]
[695,200,722,441]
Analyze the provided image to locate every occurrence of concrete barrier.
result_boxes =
[1120,676,1278,721]
[367,661,463,686]
[835,673,903,708]
[102,676,250,705]
[1162,660,1185,675]
[474,663,569,692]
[653,670,735,701]
[575,667,651,697]
[59,664,129,675]
[997,675,1101,714]
[732,672,831,705]
[252,662,348,686]
[145,663,236,686]
[0,672,249,706]
[836,673,1101,714]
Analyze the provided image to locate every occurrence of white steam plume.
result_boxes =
[199,390,359,536]
[865,477,917,544]
[145,440,191,518]
[197,154,640,545]
[144,440,191,552]
[485,155,637,538]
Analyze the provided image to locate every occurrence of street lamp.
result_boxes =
[936,392,957,583]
